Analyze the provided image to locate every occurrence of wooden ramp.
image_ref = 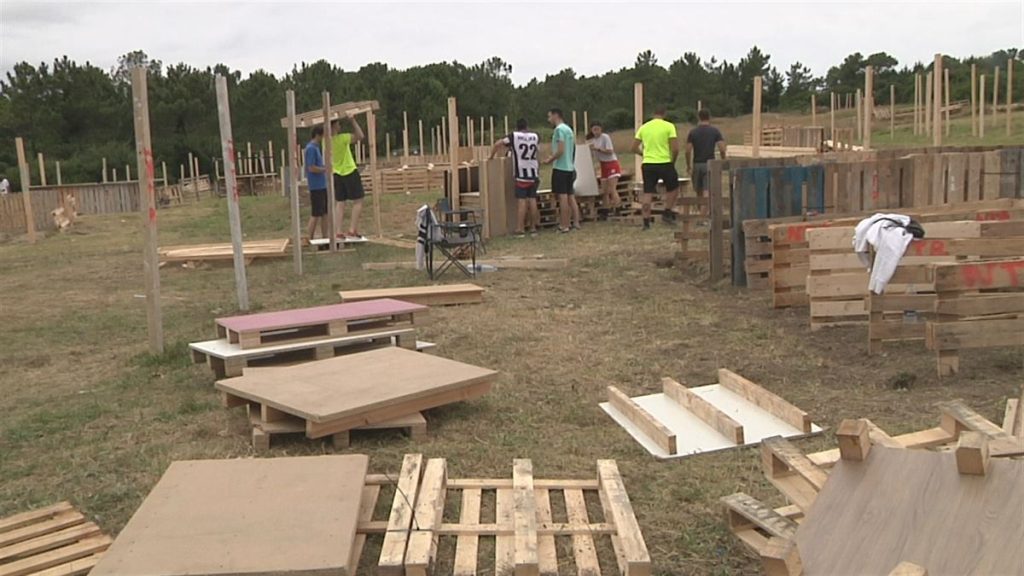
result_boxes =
[159,238,290,263]
[90,456,368,576]
[0,502,112,576]
[339,284,484,306]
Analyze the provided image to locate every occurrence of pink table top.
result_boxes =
[216,298,427,333]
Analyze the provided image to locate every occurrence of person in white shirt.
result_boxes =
[586,121,621,211]
[490,118,541,237]
[0,176,10,195]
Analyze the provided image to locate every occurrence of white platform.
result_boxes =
[189,327,416,360]
[310,236,369,247]
[600,383,823,460]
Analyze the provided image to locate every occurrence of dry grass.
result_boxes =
[0,191,1020,575]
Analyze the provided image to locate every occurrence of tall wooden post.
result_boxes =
[830,92,836,144]
[322,92,337,252]
[56,161,62,186]
[488,116,494,145]
[913,74,920,135]
[944,68,951,137]
[14,138,36,243]
[125,164,131,182]
[102,157,108,183]
[440,116,447,156]
[215,75,250,311]
[925,72,932,136]
[368,109,382,237]
[447,97,460,211]
[811,93,817,127]
[161,162,167,190]
[863,66,873,150]
[418,119,425,159]
[285,90,302,275]
[479,116,484,148]
[402,111,410,163]
[113,168,118,181]
[752,77,763,158]
[37,153,47,186]
[634,82,644,177]
[130,67,163,353]
[246,142,253,175]
[1007,58,1014,136]
[992,66,1000,127]
[890,85,895,139]
[385,132,392,159]
[980,74,986,139]
[971,64,978,136]
[504,115,509,136]
[855,89,863,142]
[572,111,578,137]
[933,54,943,147]
[268,140,275,173]
[583,111,589,134]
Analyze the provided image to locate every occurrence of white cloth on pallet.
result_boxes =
[853,213,914,295]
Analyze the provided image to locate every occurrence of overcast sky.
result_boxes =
[1,1,1021,86]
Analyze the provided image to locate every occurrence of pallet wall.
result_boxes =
[0,182,146,234]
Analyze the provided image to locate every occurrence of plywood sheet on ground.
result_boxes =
[338,283,484,306]
[215,347,496,424]
[90,455,368,576]
[159,239,289,262]
[216,299,425,334]
[600,384,822,459]
[795,447,1024,575]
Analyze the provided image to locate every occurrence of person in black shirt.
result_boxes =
[685,109,727,216]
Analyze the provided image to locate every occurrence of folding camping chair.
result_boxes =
[425,199,483,279]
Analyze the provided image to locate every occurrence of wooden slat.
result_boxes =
[0,536,110,576]
[495,489,514,576]
[606,386,676,455]
[512,459,539,576]
[662,377,744,444]
[452,489,481,576]
[597,460,651,576]
[938,400,1012,439]
[378,454,424,575]
[0,504,74,536]
[533,490,559,576]
[404,458,447,576]
[761,436,826,511]
[29,553,104,576]
[0,511,84,549]
[716,369,811,433]
[721,492,798,539]
[563,489,600,576]
[348,484,380,574]
[0,523,100,563]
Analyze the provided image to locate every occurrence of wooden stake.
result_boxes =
[1007,58,1014,136]
[440,116,447,156]
[14,137,36,242]
[855,89,862,142]
[322,92,336,252]
[246,141,253,175]
[944,67,951,137]
[572,110,578,137]
[385,132,391,159]
[125,164,131,182]
[933,54,943,147]
[971,64,978,136]
[925,71,932,136]
[863,66,873,150]
[129,67,163,353]
[447,97,460,211]
[488,116,494,146]
[56,161,62,186]
[102,157,108,183]
[368,109,382,237]
[113,168,118,182]
[402,111,409,163]
[890,84,895,139]
[993,66,1000,127]
[634,82,644,177]
[418,119,425,159]
[697,100,702,111]
[913,74,920,135]
[479,116,484,149]
[268,140,275,173]
[161,161,167,191]
[37,153,46,186]
[215,75,250,311]
[752,77,763,158]
[811,93,816,127]
[504,115,509,136]
[830,92,836,143]
[188,152,196,184]
[583,110,589,134]
[980,74,986,139]
[285,90,302,275]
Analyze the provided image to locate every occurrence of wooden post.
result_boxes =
[56,161,62,186]
[583,110,589,134]
[1007,58,1014,136]
[285,90,302,275]
[246,141,253,175]
[188,151,196,185]
[855,89,862,142]
[385,132,391,159]
[504,115,509,136]
[890,84,895,139]
[971,64,978,136]
[488,116,494,146]
[944,68,951,136]
[447,97,460,211]
[215,75,250,311]
[863,66,873,150]
[572,110,578,137]
[14,138,36,242]
[113,168,118,181]
[980,74,986,139]
[830,92,836,144]
[992,66,1000,127]
[467,116,473,148]
[811,93,817,127]
[697,100,702,111]
[268,140,275,173]
[479,116,484,150]
[37,153,47,186]
[431,128,437,156]
[402,111,410,163]
[933,54,943,147]
[102,157,108,183]
[925,71,932,136]
[161,162,167,191]
[215,159,221,181]
[193,156,200,187]
[125,164,131,182]
[368,109,382,237]
[440,116,447,156]
[130,67,163,353]
[752,77,763,158]
[322,92,337,252]
[634,82,643,177]
[418,119,425,160]
[913,74,920,135]
[179,165,185,186]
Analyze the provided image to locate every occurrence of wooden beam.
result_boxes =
[1007,58,1014,136]
[761,436,826,510]
[447,97,460,211]
[402,111,410,163]
[405,458,447,576]
[130,67,163,353]
[925,71,932,135]
[662,377,744,444]
[761,537,802,576]
[215,75,250,311]
[278,99,379,128]
[830,92,836,142]
[708,160,723,281]
[889,84,895,139]
[368,109,382,238]
[913,75,920,135]
[955,431,990,476]
[836,419,871,461]
[855,89,862,141]
[285,89,302,275]
[418,119,425,159]
[863,65,873,150]
[811,93,816,127]
[37,152,46,186]
[634,82,643,179]
[102,157,108,183]
[607,386,676,455]
[980,74,986,139]
[944,67,951,137]
[933,55,943,145]
[597,460,651,576]
[993,66,1000,127]
[717,369,811,433]
[322,92,337,251]
[512,459,539,576]
[378,454,424,575]
[14,138,36,243]
[752,77,763,157]
[721,492,798,541]
[971,63,978,136]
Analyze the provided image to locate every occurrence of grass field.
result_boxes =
[1,178,1021,574]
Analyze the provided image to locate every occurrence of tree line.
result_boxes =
[0,47,1020,188]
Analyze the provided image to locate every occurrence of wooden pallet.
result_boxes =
[353,454,651,576]
[247,406,428,451]
[0,502,112,576]
[215,299,427,350]
[190,327,420,377]
[339,284,484,306]
[159,238,290,263]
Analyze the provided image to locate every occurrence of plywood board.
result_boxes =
[216,347,496,434]
[338,283,484,306]
[90,455,368,576]
[159,239,289,262]
[795,447,1024,575]
[573,145,600,197]
[600,383,822,459]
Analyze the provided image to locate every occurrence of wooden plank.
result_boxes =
[405,458,447,576]
[930,259,1024,291]
[452,488,481,576]
[378,454,424,575]
[661,378,744,444]
[361,258,568,271]
[761,436,826,510]
[0,511,86,549]
[347,484,380,574]
[512,459,539,576]
[563,489,600,576]
[721,493,798,539]
[339,284,484,306]
[606,386,677,455]
[717,369,811,433]
[277,99,380,128]
[215,74,250,311]
[934,293,1024,316]
[0,536,111,576]
[285,90,303,275]
[0,503,74,535]
[597,460,650,576]
[494,488,514,576]
[533,490,558,576]
[938,400,1013,439]
[0,522,101,564]
[1001,398,1020,436]
[30,553,103,576]
[927,318,1024,350]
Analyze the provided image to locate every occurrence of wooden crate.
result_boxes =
[359,455,651,576]
[0,501,112,575]
[926,259,1024,376]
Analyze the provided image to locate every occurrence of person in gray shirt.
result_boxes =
[586,121,622,212]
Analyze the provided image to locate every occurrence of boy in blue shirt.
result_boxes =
[304,126,329,240]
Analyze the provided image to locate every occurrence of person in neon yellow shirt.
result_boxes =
[331,111,365,239]
[632,106,680,230]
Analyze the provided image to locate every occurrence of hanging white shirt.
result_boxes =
[852,213,914,295]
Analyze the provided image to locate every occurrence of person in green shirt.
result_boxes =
[632,106,681,230]
[542,108,581,233]
[331,111,366,239]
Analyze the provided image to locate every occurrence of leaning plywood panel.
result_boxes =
[90,455,368,576]
[338,284,484,306]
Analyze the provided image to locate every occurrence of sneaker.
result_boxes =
[558,227,571,234]
[529,230,539,237]
[513,232,526,239]
[571,222,582,231]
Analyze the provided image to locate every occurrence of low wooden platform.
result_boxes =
[362,257,568,271]
[189,327,418,377]
[215,298,427,349]
[354,455,651,576]
[248,409,428,451]
[339,283,484,306]
[0,502,111,576]
[159,238,290,263]
[216,347,496,441]
[90,455,368,576]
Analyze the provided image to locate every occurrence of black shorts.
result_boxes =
[641,163,680,194]
[515,181,539,199]
[552,169,575,195]
[692,163,709,193]
[333,171,365,201]
[310,188,328,217]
